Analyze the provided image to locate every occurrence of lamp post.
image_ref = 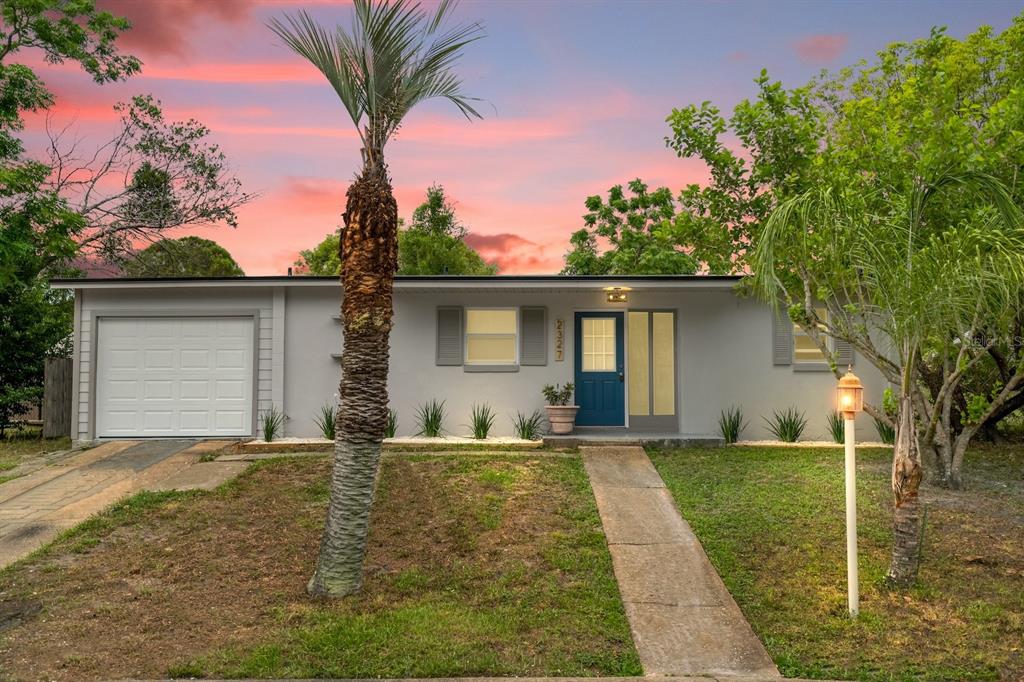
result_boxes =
[837,367,864,617]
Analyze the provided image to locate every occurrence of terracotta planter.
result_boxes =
[545,405,579,435]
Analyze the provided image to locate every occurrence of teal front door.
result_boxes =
[574,312,625,426]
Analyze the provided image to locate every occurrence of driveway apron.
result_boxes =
[0,440,229,568]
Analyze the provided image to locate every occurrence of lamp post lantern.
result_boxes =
[837,367,864,617]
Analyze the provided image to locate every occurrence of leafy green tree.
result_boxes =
[1,0,141,161]
[123,236,245,278]
[295,232,341,276]
[44,95,253,263]
[751,19,1024,585]
[2,1,252,269]
[399,184,495,275]
[398,227,496,275]
[562,179,696,275]
[664,72,825,274]
[270,0,484,597]
[566,75,825,276]
[0,0,138,432]
[0,165,81,434]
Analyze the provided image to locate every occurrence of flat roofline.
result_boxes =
[51,274,742,285]
[50,274,744,293]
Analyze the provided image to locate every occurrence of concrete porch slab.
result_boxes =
[545,433,725,448]
[581,446,665,488]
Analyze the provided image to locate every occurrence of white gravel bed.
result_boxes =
[244,436,541,446]
[734,439,892,448]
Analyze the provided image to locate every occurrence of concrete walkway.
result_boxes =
[0,440,240,568]
[581,446,779,679]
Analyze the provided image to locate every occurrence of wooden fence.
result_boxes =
[43,357,73,438]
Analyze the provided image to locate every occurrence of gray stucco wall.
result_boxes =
[71,282,889,442]
[282,286,888,440]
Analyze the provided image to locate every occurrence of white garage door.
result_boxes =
[95,317,254,437]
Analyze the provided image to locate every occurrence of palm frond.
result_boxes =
[268,0,484,157]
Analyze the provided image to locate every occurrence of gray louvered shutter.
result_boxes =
[772,306,793,366]
[834,338,854,368]
[520,307,547,366]
[436,307,463,366]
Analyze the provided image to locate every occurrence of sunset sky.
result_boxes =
[19,0,1021,274]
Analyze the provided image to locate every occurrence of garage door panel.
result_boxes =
[142,411,174,432]
[144,349,175,368]
[105,410,138,432]
[215,379,245,400]
[215,410,246,431]
[144,320,177,338]
[180,380,210,400]
[180,411,209,430]
[106,380,138,400]
[180,349,210,369]
[96,317,253,438]
[109,349,138,369]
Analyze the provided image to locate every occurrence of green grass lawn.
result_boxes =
[0,453,640,681]
[0,428,71,484]
[649,444,1024,682]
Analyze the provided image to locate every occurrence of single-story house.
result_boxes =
[50,275,887,444]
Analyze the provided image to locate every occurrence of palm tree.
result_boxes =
[752,171,1023,585]
[269,0,483,597]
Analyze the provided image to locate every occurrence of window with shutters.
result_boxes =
[793,306,830,363]
[465,308,518,365]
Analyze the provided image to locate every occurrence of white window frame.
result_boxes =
[464,307,519,367]
[580,316,618,373]
[793,306,831,364]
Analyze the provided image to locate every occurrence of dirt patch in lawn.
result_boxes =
[0,454,638,681]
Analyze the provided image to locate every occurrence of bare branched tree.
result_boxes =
[40,95,254,266]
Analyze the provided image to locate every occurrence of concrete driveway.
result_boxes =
[0,440,240,569]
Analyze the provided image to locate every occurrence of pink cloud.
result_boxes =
[139,61,322,84]
[97,0,251,58]
[792,34,848,63]
[464,232,565,274]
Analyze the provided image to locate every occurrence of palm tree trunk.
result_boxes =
[307,164,398,598]
[886,393,924,586]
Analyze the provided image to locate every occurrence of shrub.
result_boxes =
[827,411,845,444]
[718,406,746,444]
[873,416,895,444]
[415,400,445,438]
[469,404,496,439]
[313,403,336,440]
[512,410,545,440]
[764,407,807,443]
[542,383,574,406]
[385,408,398,439]
[260,405,287,442]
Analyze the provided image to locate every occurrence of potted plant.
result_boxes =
[542,383,578,435]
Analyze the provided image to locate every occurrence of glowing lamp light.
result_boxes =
[605,287,629,303]
[837,368,864,418]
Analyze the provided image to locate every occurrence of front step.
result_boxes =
[543,434,724,449]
